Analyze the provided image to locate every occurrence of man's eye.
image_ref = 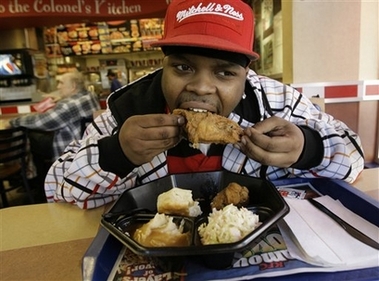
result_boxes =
[218,70,235,77]
[176,64,192,72]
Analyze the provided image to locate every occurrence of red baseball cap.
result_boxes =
[151,0,259,61]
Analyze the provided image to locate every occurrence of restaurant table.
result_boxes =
[0,114,19,130]
[1,168,378,281]
[351,168,379,200]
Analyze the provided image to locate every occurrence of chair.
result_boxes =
[0,127,35,207]
[27,129,54,192]
[80,116,93,136]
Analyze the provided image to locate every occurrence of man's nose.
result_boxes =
[185,73,216,96]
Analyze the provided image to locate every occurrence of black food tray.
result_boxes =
[101,170,289,257]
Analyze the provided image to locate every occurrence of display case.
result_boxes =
[44,19,163,59]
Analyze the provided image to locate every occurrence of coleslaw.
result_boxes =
[198,204,260,244]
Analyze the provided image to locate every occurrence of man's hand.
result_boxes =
[238,116,304,168]
[42,93,61,103]
[118,114,185,165]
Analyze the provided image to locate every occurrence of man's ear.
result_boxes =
[245,66,250,75]
[70,82,77,92]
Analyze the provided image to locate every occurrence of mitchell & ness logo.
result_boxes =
[176,2,244,22]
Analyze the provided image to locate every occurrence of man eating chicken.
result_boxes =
[44,0,364,209]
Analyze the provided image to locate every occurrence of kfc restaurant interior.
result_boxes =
[1,1,379,280]
[1,0,377,166]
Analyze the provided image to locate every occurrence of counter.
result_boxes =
[1,168,378,280]
[0,113,19,129]
[0,102,38,116]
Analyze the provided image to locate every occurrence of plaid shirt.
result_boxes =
[45,70,364,209]
[10,91,100,160]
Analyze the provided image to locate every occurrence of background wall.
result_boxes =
[0,28,39,50]
[291,0,378,83]
[282,0,379,164]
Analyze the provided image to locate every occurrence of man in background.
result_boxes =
[9,71,100,159]
[7,71,100,197]
[107,69,123,93]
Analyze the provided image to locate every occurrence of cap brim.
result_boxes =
[151,34,260,61]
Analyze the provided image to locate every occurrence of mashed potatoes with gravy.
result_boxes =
[198,204,260,245]
[133,213,190,247]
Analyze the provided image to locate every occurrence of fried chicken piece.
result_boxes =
[173,109,243,149]
[211,182,249,210]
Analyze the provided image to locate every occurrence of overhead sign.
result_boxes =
[0,0,171,29]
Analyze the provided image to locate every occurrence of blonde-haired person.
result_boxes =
[9,71,100,160]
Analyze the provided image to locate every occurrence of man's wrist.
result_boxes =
[291,126,324,169]
[98,134,136,177]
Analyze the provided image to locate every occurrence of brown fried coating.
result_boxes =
[173,109,243,149]
[211,182,249,210]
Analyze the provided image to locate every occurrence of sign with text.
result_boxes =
[0,0,171,29]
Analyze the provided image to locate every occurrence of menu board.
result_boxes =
[107,20,139,53]
[44,27,62,58]
[44,19,164,57]
[97,23,112,54]
[138,18,165,51]
[56,23,102,56]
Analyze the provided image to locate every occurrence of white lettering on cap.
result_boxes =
[176,2,244,22]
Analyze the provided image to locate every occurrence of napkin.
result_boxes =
[278,195,379,267]
[32,97,56,113]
